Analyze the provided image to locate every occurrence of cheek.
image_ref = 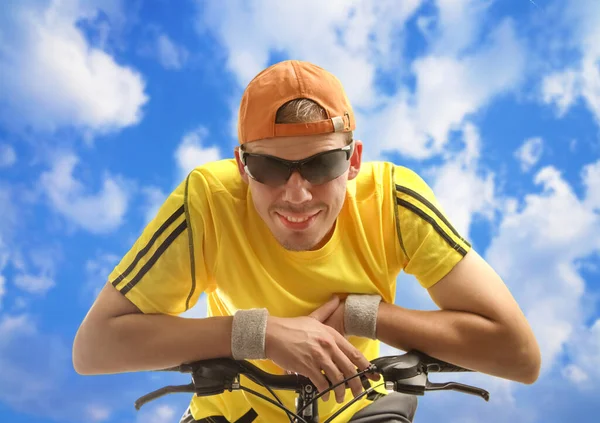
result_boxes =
[315,179,347,207]
[249,181,276,212]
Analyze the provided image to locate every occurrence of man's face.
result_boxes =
[235,133,362,251]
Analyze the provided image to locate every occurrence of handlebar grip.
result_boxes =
[412,351,473,373]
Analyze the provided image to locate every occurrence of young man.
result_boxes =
[72,60,541,422]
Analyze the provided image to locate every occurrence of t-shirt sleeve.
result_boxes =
[392,166,472,289]
[108,170,214,315]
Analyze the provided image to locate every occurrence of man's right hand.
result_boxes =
[264,296,378,404]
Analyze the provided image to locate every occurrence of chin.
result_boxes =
[272,229,324,251]
[278,236,320,252]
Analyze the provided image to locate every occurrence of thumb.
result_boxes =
[309,295,340,322]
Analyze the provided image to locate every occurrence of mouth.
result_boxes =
[275,211,321,231]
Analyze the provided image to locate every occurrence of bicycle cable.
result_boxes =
[296,366,379,416]
[242,373,294,423]
[238,366,379,423]
[322,383,386,423]
[238,386,308,423]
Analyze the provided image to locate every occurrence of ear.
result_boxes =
[234,147,249,184]
[347,140,362,180]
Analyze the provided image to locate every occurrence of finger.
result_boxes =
[331,331,376,386]
[330,346,364,399]
[309,295,340,322]
[308,369,331,402]
[367,369,381,381]
[319,358,347,404]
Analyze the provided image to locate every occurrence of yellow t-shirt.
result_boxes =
[108,159,471,422]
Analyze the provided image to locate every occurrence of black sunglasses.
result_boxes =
[240,141,354,186]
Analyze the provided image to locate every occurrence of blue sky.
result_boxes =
[0,0,599,422]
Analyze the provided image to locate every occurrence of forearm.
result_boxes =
[376,302,539,384]
[73,314,233,375]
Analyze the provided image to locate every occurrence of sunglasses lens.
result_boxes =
[301,150,350,185]
[245,155,290,185]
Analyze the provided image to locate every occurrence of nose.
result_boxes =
[281,170,312,204]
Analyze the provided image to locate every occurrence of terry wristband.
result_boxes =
[231,308,269,360]
[344,294,382,339]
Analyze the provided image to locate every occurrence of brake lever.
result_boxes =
[426,381,490,401]
[390,375,489,402]
[135,359,244,411]
[135,383,195,410]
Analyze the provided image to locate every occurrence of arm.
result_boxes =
[74,280,376,403]
[72,281,233,375]
[376,249,541,384]
[73,172,229,375]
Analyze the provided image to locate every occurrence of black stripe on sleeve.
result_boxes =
[184,173,197,311]
[396,197,468,256]
[119,220,188,295]
[111,205,185,287]
[396,184,471,248]
[392,167,409,260]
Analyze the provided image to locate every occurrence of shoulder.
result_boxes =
[184,159,246,202]
[350,161,397,201]
[352,161,432,201]
[391,164,435,200]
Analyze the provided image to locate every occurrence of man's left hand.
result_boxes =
[322,296,346,337]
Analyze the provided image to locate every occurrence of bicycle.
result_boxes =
[134,350,490,423]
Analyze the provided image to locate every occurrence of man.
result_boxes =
[72,60,541,422]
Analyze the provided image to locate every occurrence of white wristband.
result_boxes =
[231,308,269,360]
[344,294,382,339]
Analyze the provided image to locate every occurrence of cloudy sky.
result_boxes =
[0,0,599,422]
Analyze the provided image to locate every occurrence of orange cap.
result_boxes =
[237,60,355,144]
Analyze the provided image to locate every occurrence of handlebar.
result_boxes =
[134,350,490,422]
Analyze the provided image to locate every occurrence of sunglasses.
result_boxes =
[240,141,354,186]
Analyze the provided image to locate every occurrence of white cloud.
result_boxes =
[0,0,149,136]
[542,70,580,117]
[566,319,600,389]
[0,236,8,307]
[0,144,16,167]
[86,404,111,422]
[582,160,600,210]
[139,127,221,234]
[136,404,177,423]
[198,0,424,144]
[139,127,221,237]
[0,312,120,421]
[485,162,600,378]
[40,153,130,234]
[0,313,35,340]
[0,313,63,409]
[11,246,59,295]
[515,137,544,173]
[366,18,525,160]
[427,123,497,239]
[0,188,16,310]
[13,274,54,295]
[0,276,5,311]
[540,0,600,126]
[84,253,120,301]
[562,364,589,384]
[157,34,189,70]
[199,0,423,106]
[198,1,525,161]
[175,127,221,181]
[393,161,600,421]
[430,0,491,56]
[142,186,168,225]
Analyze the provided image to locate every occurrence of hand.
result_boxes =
[323,296,346,337]
[264,296,378,403]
